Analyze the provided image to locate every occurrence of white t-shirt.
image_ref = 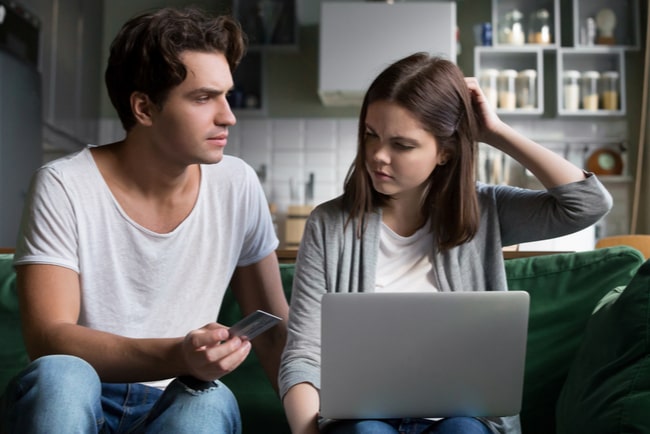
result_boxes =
[375,221,438,292]
[14,147,278,387]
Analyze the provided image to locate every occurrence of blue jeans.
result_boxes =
[323,417,492,434]
[1,355,241,433]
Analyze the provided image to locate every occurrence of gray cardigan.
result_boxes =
[279,175,612,434]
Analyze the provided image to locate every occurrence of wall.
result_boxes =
[92,0,645,246]
[99,114,631,249]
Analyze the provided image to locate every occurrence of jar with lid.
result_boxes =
[479,69,499,109]
[601,71,619,110]
[497,69,517,110]
[581,71,600,110]
[500,9,525,45]
[562,70,581,111]
[528,9,551,44]
[516,69,537,109]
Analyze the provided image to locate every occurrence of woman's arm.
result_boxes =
[466,77,586,189]
[284,383,321,434]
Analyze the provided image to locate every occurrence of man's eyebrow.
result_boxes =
[186,87,226,97]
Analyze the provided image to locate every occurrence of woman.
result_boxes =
[278,53,612,434]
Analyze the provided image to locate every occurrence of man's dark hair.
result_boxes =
[105,7,246,131]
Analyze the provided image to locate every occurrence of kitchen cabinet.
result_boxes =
[492,0,560,48]
[230,51,266,115]
[233,0,298,49]
[557,47,625,116]
[475,0,639,117]
[0,4,42,247]
[318,1,456,107]
[230,0,298,116]
[474,47,544,115]
[20,0,103,151]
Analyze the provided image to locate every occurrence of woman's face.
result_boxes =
[364,100,447,202]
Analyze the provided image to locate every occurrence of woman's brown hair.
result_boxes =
[343,52,480,252]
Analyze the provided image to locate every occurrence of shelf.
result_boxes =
[228,51,264,113]
[491,0,560,48]
[233,0,298,49]
[475,47,544,115]
[572,0,640,49]
[557,48,625,116]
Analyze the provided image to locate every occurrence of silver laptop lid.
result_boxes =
[320,291,530,420]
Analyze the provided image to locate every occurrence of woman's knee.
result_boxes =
[323,419,399,434]
[430,417,491,434]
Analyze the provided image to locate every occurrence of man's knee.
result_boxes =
[147,378,242,433]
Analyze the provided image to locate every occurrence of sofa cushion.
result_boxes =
[504,246,645,434]
[555,259,650,434]
[0,254,29,394]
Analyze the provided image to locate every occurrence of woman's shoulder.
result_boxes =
[308,196,347,223]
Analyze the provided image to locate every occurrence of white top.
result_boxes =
[14,147,278,388]
[375,222,437,293]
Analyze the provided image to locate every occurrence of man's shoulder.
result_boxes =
[43,147,90,168]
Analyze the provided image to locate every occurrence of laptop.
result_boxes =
[319,291,530,420]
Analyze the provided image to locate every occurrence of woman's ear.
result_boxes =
[438,152,450,166]
[131,92,154,126]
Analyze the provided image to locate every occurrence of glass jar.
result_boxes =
[516,69,537,109]
[479,68,499,109]
[498,69,518,109]
[601,71,619,111]
[562,70,581,111]
[528,8,551,44]
[501,9,525,45]
[580,70,600,111]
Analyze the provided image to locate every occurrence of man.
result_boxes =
[1,6,288,433]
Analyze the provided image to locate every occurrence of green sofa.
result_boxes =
[2,246,650,433]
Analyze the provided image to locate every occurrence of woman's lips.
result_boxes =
[373,170,393,181]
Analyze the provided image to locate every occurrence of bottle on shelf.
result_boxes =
[498,69,517,109]
[479,68,499,109]
[516,69,537,109]
[562,70,581,111]
[601,71,619,110]
[528,8,551,44]
[499,9,525,45]
[581,70,601,111]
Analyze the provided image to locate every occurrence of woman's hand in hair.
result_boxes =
[464,77,506,146]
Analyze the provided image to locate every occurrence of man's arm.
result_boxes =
[17,263,251,383]
[229,251,289,393]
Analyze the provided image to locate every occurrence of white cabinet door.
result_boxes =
[319,2,456,106]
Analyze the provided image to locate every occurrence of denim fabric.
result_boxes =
[1,355,241,433]
[323,417,492,434]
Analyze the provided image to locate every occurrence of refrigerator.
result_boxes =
[0,1,42,247]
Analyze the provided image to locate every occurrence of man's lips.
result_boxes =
[208,134,228,147]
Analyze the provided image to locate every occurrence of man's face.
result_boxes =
[147,50,236,166]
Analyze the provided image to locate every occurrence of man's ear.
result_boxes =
[131,92,155,126]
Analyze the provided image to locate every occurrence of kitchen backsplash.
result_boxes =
[96,116,630,249]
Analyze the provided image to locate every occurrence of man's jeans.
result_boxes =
[1,354,241,433]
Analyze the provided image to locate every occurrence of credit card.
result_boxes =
[228,310,282,340]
